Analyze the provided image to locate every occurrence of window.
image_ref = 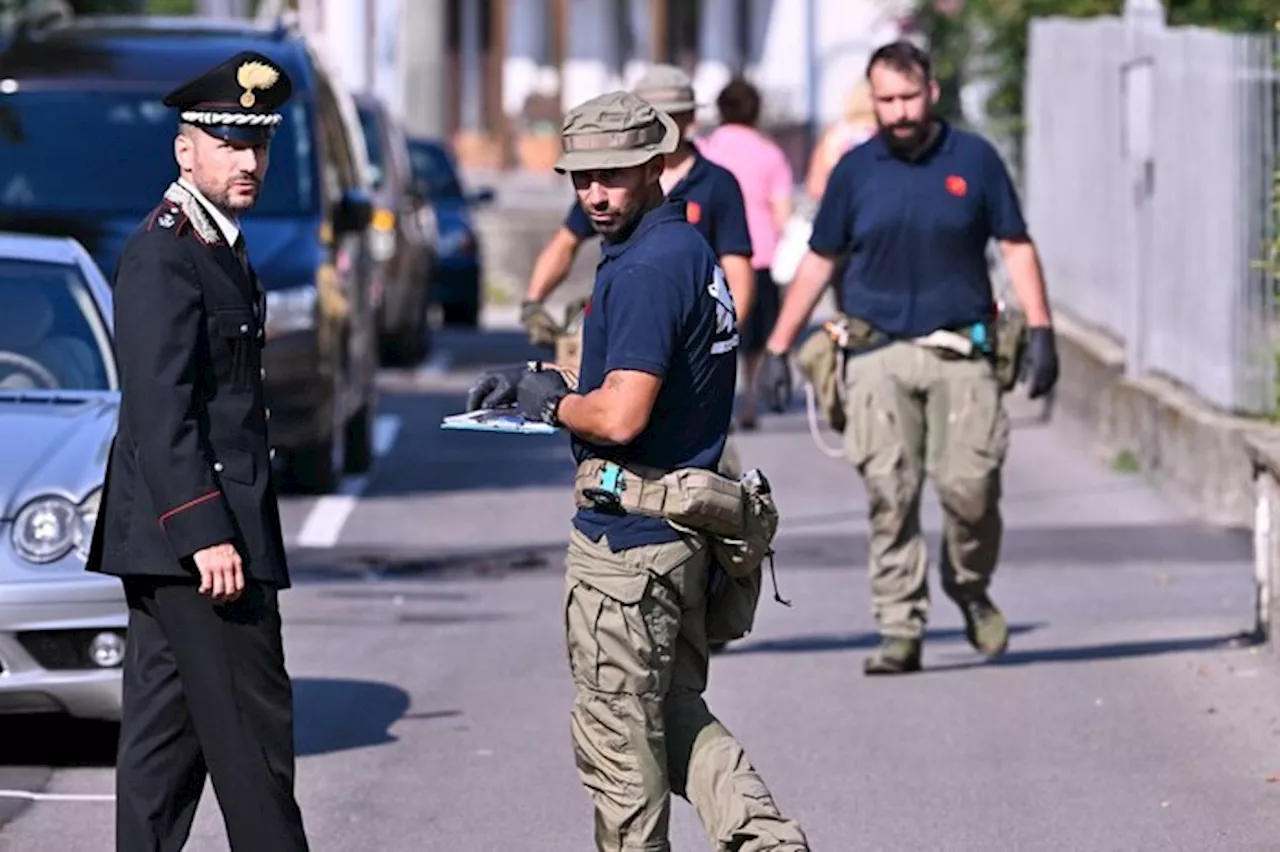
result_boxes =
[356,104,386,189]
[0,258,115,392]
[407,140,463,199]
[310,72,359,206]
[0,90,317,217]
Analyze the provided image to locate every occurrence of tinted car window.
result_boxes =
[0,259,114,391]
[356,105,385,188]
[0,91,317,217]
[408,141,462,199]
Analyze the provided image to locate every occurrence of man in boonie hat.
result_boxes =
[465,90,810,852]
[520,66,756,385]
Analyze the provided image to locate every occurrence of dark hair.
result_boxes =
[865,40,932,82]
[716,77,761,127]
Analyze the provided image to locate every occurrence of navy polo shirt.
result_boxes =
[571,199,739,551]
[809,122,1029,338]
[563,150,753,260]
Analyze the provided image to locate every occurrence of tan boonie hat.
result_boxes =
[632,63,698,114]
[554,90,679,173]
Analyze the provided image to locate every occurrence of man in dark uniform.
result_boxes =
[521,64,755,352]
[760,41,1059,675]
[467,90,808,852]
[86,51,309,852]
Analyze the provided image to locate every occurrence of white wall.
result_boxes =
[748,0,914,128]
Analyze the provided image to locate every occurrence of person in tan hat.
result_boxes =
[521,64,756,367]
[466,90,810,852]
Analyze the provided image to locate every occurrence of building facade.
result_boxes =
[293,0,918,173]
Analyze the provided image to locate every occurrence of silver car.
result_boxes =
[0,231,125,721]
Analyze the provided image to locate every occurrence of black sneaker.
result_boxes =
[863,637,922,675]
[960,595,1009,657]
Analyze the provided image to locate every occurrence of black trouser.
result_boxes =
[115,577,308,852]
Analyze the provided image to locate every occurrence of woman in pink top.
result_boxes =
[700,77,795,429]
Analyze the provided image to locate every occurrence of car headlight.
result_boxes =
[265,284,318,335]
[13,496,78,563]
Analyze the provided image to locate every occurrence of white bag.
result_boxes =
[770,214,812,285]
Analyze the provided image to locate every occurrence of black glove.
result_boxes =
[465,364,529,411]
[517,368,570,425]
[758,351,793,413]
[1020,326,1059,399]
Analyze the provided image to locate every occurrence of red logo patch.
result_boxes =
[685,200,702,224]
[945,175,967,197]
[583,299,591,317]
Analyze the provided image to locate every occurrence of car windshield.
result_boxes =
[356,105,386,188]
[408,141,462,199]
[0,90,317,217]
[0,258,115,392]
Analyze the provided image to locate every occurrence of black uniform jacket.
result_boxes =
[86,181,290,587]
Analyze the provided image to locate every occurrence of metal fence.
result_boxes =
[1023,11,1279,415]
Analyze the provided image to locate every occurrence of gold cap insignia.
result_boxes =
[237,60,280,109]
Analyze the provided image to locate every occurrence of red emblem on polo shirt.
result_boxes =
[945,175,967,197]
[686,200,702,224]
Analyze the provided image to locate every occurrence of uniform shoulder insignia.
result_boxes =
[162,182,222,245]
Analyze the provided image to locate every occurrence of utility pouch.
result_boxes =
[795,318,848,434]
[573,461,779,581]
[706,561,763,644]
[992,301,1029,393]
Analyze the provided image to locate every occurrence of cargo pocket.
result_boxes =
[213,308,255,391]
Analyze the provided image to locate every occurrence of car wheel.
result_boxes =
[382,290,430,366]
[285,389,347,494]
[442,298,479,328]
[286,436,342,494]
[344,401,375,474]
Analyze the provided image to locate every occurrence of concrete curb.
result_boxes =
[1053,311,1275,530]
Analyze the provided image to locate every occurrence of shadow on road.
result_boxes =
[932,631,1256,672]
[774,522,1249,567]
[723,626,1255,671]
[293,677,424,758]
[288,542,566,585]
[720,623,1044,657]
[0,717,118,768]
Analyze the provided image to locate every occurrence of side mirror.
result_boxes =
[468,186,495,206]
[333,189,373,234]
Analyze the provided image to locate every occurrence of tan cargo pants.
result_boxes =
[564,528,809,852]
[842,341,1010,639]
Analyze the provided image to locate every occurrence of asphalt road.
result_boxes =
[1,324,1278,851]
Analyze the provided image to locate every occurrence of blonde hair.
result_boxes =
[843,81,875,125]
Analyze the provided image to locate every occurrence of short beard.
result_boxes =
[194,174,260,215]
[596,182,661,242]
[879,118,941,162]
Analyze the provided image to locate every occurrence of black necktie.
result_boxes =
[232,234,250,276]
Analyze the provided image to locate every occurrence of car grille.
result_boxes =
[16,629,125,671]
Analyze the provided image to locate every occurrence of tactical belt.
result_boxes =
[833,313,993,360]
[574,458,672,518]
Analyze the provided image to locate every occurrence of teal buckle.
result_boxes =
[969,322,993,354]
[583,462,626,513]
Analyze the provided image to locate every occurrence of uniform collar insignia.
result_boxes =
[163,181,222,245]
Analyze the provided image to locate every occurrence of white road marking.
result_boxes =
[0,790,114,803]
[294,414,401,549]
[415,349,453,379]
